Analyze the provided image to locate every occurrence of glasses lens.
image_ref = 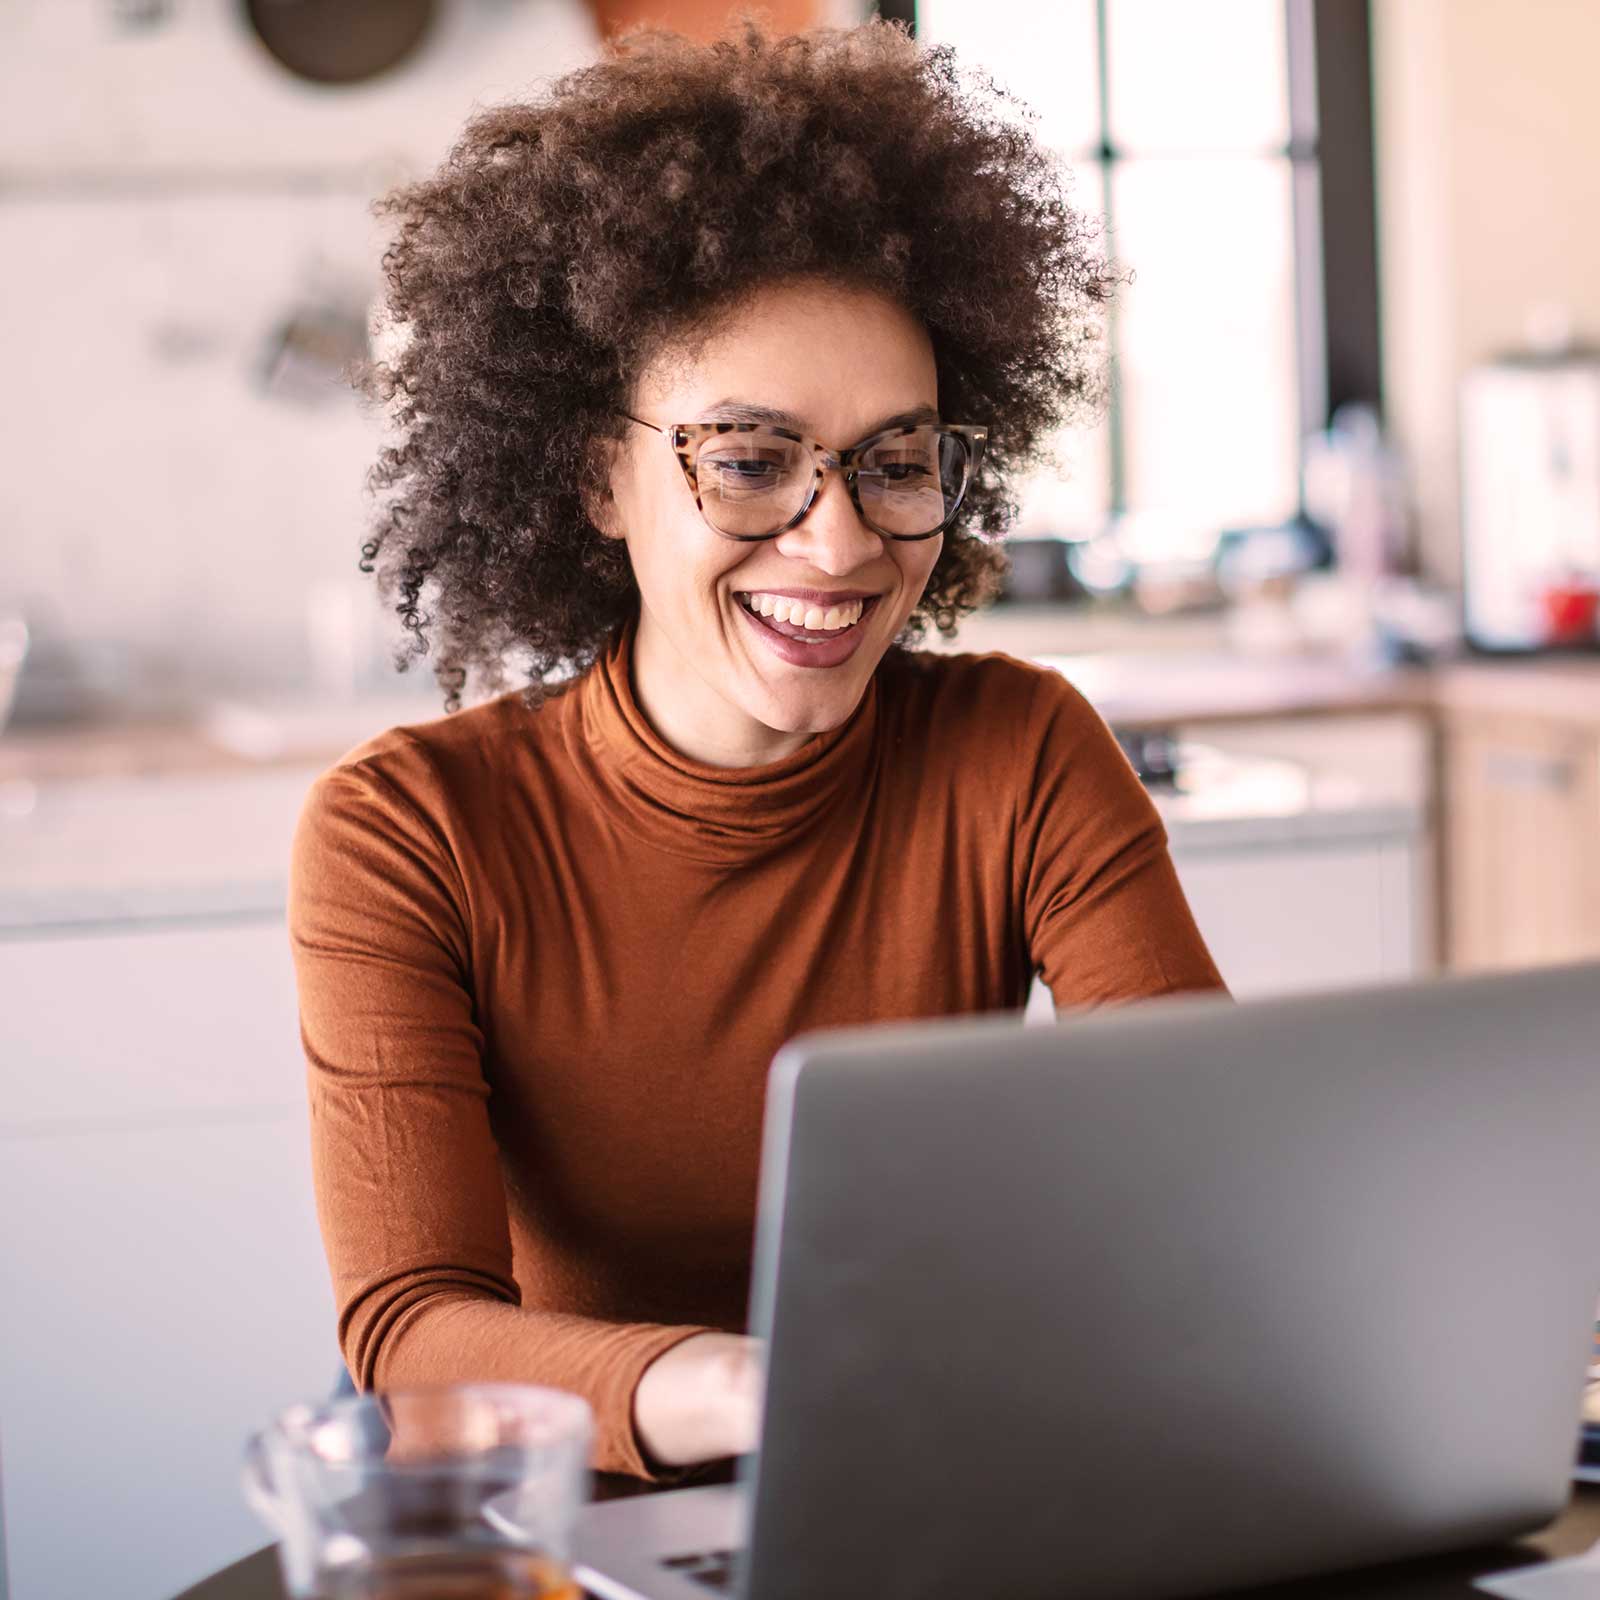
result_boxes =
[695,430,812,538]
[857,426,968,537]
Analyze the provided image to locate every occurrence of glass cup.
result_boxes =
[243,1383,593,1599]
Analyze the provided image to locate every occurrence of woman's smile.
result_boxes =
[731,588,884,669]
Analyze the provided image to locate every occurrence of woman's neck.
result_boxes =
[630,606,814,769]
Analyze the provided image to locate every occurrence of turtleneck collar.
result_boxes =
[570,611,881,867]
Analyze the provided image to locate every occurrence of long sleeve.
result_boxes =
[286,753,717,1480]
[1013,669,1231,1009]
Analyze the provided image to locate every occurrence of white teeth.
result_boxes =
[740,593,866,632]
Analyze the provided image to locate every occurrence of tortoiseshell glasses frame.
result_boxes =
[615,410,990,542]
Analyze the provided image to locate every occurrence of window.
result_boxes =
[898,0,1380,575]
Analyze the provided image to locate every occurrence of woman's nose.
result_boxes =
[771,466,883,574]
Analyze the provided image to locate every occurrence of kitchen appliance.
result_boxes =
[1460,349,1600,653]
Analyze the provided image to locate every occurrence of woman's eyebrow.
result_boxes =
[698,400,941,433]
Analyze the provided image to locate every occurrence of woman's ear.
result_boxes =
[579,436,625,541]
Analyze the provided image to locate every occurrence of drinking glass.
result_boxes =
[243,1383,593,1599]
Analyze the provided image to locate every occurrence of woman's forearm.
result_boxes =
[351,1289,725,1479]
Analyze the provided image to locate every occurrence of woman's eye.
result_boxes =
[871,461,935,482]
[707,458,782,484]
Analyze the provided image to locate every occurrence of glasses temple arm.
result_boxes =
[615,409,665,433]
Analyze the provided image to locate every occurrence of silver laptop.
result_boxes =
[575,963,1600,1600]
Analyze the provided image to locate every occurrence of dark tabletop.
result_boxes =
[174,1473,1600,1600]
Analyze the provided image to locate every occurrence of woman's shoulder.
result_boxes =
[298,682,576,840]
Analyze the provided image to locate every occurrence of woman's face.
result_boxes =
[597,277,945,768]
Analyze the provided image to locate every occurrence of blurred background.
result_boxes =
[2,3,1599,1596]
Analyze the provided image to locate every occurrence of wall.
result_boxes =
[0,0,851,716]
[1371,0,1600,588]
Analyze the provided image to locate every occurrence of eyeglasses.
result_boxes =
[616,410,989,542]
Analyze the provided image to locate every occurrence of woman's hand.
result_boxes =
[632,1331,766,1469]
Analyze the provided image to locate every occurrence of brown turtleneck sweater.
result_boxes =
[287,615,1228,1479]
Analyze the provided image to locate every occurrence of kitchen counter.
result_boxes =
[6,645,1588,789]
[1035,649,1434,729]
[2,635,1595,937]
[1148,743,1423,853]
[1426,656,1600,722]
[0,731,1428,941]
[0,689,444,786]
[0,749,1428,935]
[0,765,321,931]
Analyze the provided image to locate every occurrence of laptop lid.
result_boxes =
[736,963,1600,1600]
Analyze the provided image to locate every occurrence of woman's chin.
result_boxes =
[745,678,865,741]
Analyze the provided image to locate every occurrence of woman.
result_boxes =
[288,13,1227,1488]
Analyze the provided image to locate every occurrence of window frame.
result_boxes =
[875,0,1383,532]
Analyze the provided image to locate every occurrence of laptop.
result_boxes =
[573,962,1600,1600]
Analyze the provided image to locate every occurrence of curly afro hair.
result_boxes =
[357,10,1119,711]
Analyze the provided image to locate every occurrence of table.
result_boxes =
[174,1475,1600,1600]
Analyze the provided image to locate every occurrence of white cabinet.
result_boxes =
[0,915,336,1600]
[1164,712,1432,1000]
[0,919,306,1124]
[1170,836,1424,999]
[1023,831,1426,1017]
